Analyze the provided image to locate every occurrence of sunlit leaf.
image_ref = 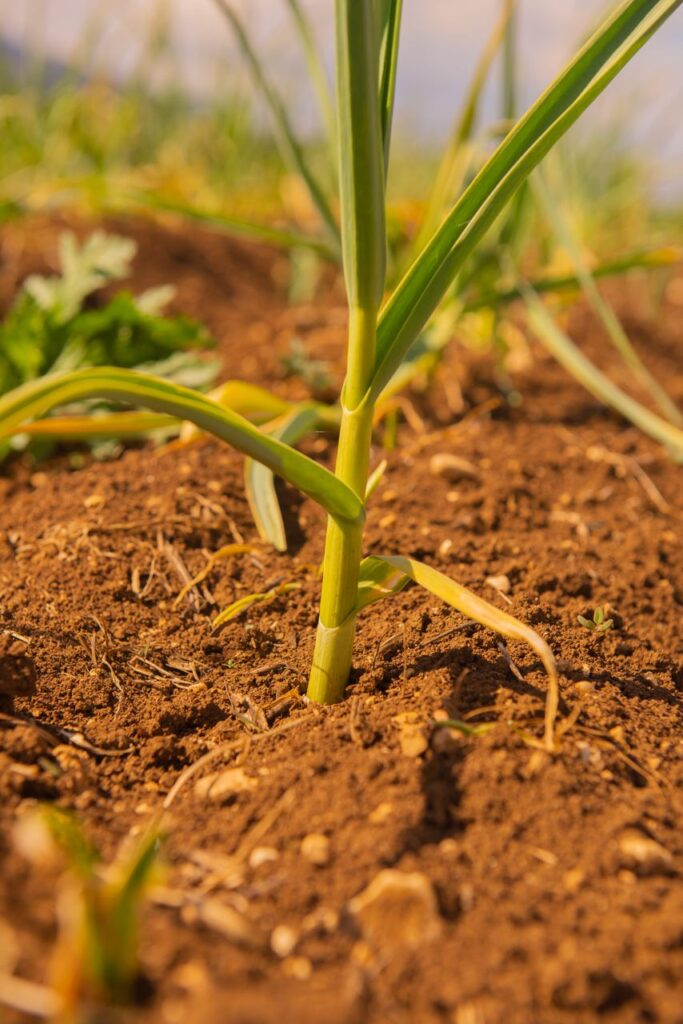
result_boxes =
[0,368,364,523]
[357,554,559,749]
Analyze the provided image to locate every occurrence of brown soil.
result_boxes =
[1,214,682,1024]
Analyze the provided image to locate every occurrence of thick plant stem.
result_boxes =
[307,311,375,703]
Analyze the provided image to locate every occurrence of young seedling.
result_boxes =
[1,1,680,751]
[10,808,162,1016]
[577,606,615,634]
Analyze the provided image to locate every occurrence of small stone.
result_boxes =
[394,712,428,758]
[302,907,338,934]
[348,869,442,952]
[368,802,394,825]
[524,750,549,778]
[485,574,511,595]
[84,493,105,509]
[194,767,256,802]
[196,898,263,948]
[608,725,626,744]
[429,453,479,482]
[271,925,299,958]
[439,538,453,557]
[618,830,673,876]
[281,956,312,980]
[249,846,279,869]
[301,833,331,866]
[563,867,585,892]
[379,513,396,529]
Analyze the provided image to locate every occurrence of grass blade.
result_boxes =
[415,0,514,252]
[368,0,683,402]
[521,283,683,459]
[532,172,682,424]
[213,0,340,248]
[462,245,683,311]
[358,554,559,750]
[244,405,321,551]
[17,410,178,439]
[0,368,363,523]
[213,581,300,628]
[377,0,403,171]
[128,191,339,259]
[284,0,337,148]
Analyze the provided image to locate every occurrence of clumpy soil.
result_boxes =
[1,214,682,1024]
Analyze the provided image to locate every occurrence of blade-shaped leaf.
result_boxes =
[0,368,364,523]
[521,283,683,460]
[377,0,403,171]
[213,582,300,629]
[462,245,683,311]
[532,172,682,425]
[284,0,337,148]
[368,0,683,402]
[415,0,514,252]
[244,405,321,551]
[128,191,338,260]
[336,0,387,405]
[213,0,340,248]
[357,554,559,749]
[17,410,178,439]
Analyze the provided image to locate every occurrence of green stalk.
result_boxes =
[308,1,387,703]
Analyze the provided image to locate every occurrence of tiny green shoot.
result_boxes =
[577,606,615,633]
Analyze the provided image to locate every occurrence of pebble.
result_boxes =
[368,801,394,825]
[618,830,673,876]
[249,846,279,869]
[301,833,331,866]
[281,956,312,980]
[194,767,257,802]
[394,711,429,758]
[485,574,511,595]
[348,869,442,952]
[429,453,479,482]
[270,924,299,958]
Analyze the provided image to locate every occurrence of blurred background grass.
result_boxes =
[0,0,681,246]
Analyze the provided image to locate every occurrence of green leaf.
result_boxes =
[25,231,135,323]
[213,0,340,249]
[377,0,403,171]
[336,0,386,316]
[415,0,514,253]
[521,283,683,460]
[368,0,683,402]
[357,554,559,749]
[532,172,682,425]
[335,0,387,406]
[284,0,337,148]
[18,410,179,440]
[213,582,301,628]
[244,405,322,551]
[462,245,683,311]
[127,191,338,260]
[0,368,364,523]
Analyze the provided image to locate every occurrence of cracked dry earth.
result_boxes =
[0,215,682,1024]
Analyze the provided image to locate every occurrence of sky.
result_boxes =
[2,1,682,192]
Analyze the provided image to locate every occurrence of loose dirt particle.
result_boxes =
[300,833,331,867]
[348,870,442,952]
